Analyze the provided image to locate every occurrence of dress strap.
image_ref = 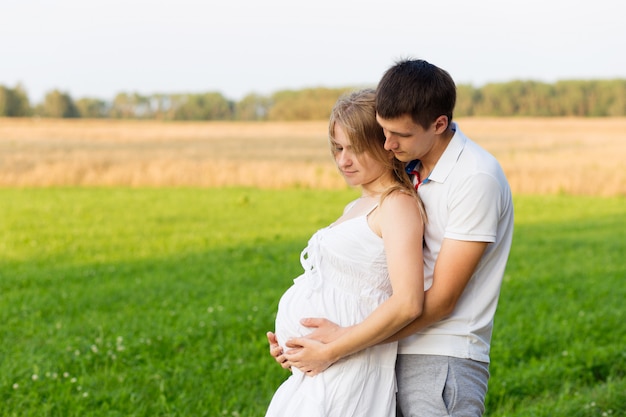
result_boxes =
[365,203,379,216]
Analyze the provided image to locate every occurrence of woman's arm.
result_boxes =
[285,192,425,375]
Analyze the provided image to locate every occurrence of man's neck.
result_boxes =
[420,127,455,175]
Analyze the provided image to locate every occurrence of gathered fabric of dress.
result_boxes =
[266,204,398,417]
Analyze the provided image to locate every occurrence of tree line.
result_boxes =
[1,79,625,120]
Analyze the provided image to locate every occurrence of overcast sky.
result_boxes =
[2,0,624,102]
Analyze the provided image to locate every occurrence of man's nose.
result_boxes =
[384,137,396,151]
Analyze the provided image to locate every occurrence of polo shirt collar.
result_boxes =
[427,122,466,184]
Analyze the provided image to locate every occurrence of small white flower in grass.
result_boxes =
[71,378,77,384]
[77,386,82,391]
[116,336,126,351]
[74,349,81,356]
[12,383,19,389]
[63,372,70,378]
[208,306,214,313]
[32,374,39,381]
[91,345,99,353]
[562,350,569,356]
[82,392,89,398]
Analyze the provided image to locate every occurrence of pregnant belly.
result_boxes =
[274,281,322,350]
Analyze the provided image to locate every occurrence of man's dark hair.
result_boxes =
[376,59,456,129]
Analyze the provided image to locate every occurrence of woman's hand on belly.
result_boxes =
[266,331,292,371]
[283,337,334,377]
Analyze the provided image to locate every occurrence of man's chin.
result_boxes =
[393,153,413,163]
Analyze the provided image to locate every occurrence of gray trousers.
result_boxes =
[395,354,490,417]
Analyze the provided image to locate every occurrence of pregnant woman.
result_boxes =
[265,89,425,417]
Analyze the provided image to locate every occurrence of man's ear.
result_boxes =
[433,115,449,134]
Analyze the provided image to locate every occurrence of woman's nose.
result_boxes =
[338,151,351,166]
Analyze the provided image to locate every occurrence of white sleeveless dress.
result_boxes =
[266,205,397,417]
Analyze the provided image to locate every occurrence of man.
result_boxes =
[268,59,514,416]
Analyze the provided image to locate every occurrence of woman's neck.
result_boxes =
[361,176,396,198]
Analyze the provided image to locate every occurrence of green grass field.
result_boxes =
[1,188,624,416]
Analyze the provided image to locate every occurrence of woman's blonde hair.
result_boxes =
[328,88,425,219]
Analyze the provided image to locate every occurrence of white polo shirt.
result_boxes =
[398,123,514,363]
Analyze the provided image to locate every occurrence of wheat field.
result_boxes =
[0,117,624,196]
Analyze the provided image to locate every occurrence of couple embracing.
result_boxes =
[265,59,514,417]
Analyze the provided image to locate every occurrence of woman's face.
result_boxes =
[331,123,387,190]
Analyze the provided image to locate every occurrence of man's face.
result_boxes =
[376,113,436,163]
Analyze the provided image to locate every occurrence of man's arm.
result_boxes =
[268,239,488,367]
[385,238,488,342]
